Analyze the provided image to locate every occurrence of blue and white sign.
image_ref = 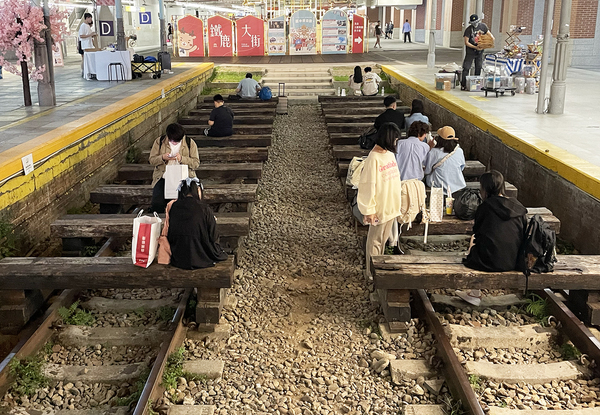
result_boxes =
[321,9,347,54]
[139,12,152,25]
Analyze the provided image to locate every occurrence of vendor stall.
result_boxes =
[84,50,132,81]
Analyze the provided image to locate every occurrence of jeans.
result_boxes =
[462,51,483,87]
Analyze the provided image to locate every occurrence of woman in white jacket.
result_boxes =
[357,123,403,276]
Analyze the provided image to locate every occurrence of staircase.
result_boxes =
[261,68,335,100]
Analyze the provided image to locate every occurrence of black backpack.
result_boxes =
[520,215,557,276]
[133,54,145,63]
[359,127,378,150]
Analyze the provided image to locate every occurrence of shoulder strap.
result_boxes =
[432,145,459,171]
[186,134,191,149]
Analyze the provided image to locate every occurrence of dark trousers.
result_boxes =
[404,32,411,43]
[462,51,483,87]
[150,178,168,214]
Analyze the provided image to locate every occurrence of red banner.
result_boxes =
[236,16,265,56]
[208,15,234,57]
[352,14,365,54]
[177,16,204,57]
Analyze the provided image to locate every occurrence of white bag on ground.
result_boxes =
[429,184,444,223]
[346,156,366,188]
[132,211,162,268]
[164,164,188,199]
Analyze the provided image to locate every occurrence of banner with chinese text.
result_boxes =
[208,15,234,57]
[177,15,204,57]
[289,10,316,55]
[321,9,348,54]
[351,14,365,54]
[267,16,286,55]
[236,15,265,56]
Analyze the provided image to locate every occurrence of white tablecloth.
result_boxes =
[84,50,132,81]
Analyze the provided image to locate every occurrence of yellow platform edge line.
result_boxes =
[382,65,600,200]
[0,62,214,182]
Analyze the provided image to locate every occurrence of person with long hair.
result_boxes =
[165,178,228,270]
[348,66,363,96]
[423,126,466,195]
[404,99,429,131]
[357,123,403,276]
[459,170,527,305]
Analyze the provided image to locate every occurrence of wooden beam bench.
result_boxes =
[200,97,278,104]
[321,107,410,116]
[179,115,275,126]
[180,124,273,136]
[51,212,250,239]
[90,184,257,211]
[327,122,373,134]
[141,147,268,163]
[371,254,599,325]
[324,113,410,124]
[189,107,276,117]
[318,95,396,103]
[0,256,236,324]
[338,159,486,179]
[190,135,272,148]
[117,163,263,183]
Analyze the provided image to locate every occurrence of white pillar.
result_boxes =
[476,0,483,18]
[548,0,572,114]
[427,0,437,68]
[536,0,555,114]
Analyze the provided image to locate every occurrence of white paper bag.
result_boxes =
[164,164,188,199]
[429,185,444,222]
[132,211,162,268]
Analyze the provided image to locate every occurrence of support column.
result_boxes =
[115,0,126,51]
[549,0,572,114]
[536,0,554,114]
[462,0,472,60]
[159,0,166,52]
[427,0,437,68]
[32,0,56,106]
[476,0,483,18]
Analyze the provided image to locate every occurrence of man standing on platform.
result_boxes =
[461,14,494,91]
[403,19,411,43]
[374,21,382,48]
[78,13,97,77]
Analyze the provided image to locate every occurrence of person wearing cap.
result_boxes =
[461,14,494,91]
[423,126,466,195]
[204,94,234,137]
[374,96,405,131]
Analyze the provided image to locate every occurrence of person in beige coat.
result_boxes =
[149,123,200,213]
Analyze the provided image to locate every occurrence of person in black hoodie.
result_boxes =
[459,170,527,305]
[167,178,228,270]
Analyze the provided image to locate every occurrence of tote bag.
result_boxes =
[429,183,444,223]
[346,156,366,189]
[132,211,162,268]
[164,164,188,200]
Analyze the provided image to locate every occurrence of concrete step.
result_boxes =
[182,359,224,379]
[445,324,555,350]
[43,363,147,383]
[404,405,445,415]
[168,406,216,415]
[263,82,332,89]
[58,326,168,347]
[266,70,330,77]
[465,360,591,384]
[390,360,435,384]
[286,89,336,96]
[262,76,332,83]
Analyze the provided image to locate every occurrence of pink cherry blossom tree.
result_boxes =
[0,0,67,106]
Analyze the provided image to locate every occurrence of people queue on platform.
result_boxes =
[357,96,527,300]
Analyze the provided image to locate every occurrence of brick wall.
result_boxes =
[452,0,464,31]
[517,0,535,35]
[437,0,443,30]
[367,7,379,24]
[484,0,494,26]
[416,2,426,29]
[551,0,598,38]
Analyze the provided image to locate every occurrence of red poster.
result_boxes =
[236,15,265,56]
[177,16,204,57]
[352,14,365,54]
[208,15,234,57]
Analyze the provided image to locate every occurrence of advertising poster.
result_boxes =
[321,9,347,54]
[177,15,204,57]
[351,14,365,54]
[236,15,265,56]
[289,10,316,55]
[267,16,286,55]
[208,15,234,57]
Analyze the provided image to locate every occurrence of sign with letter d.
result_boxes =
[139,12,152,25]
[99,20,114,36]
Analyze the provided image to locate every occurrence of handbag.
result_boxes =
[132,211,161,268]
[157,201,174,265]
[346,156,366,188]
[164,163,188,199]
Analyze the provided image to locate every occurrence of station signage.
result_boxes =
[267,16,286,55]
[352,14,365,54]
[139,12,152,25]
[236,15,265,56]
[208,15,234,57]
[99,20,114,37]
[321,9,348,54]
[177,15,204,57]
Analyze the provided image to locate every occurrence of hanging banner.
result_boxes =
[208,15,234,57]
[236,15,265,56]
[321,9,348,54]
[352,14,365,54]
[267,16,286,55]
[52,43,64,67]
[289,10,317,55]
[177,16,204,57]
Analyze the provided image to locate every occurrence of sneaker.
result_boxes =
[456,289,482,306]
[461,86,468,91]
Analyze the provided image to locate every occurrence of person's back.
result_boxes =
[395,121,430,181]
[362,67,381,96]
[405,113,429,130]
[374,95,405,130]
[167,181,228,270]
[206,94,234,137]
[423,127,466,193]
[237,73,260,98]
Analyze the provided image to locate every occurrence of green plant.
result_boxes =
[157,306,176,322]
[499,401,508,408]
[333,75,349,81]
[162,347,185,391]
[523,294,549,325]
[58,301,95,326]
[82,244,100,257]
[379,71,388,81]
[560,342,582,360]
[134,307,146,318]
[0,220,17,259]
[113,367,150,407]
[442,395,466,415]
[468,374,482,390]
[9,356,48,397]
[126,145,141,164]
